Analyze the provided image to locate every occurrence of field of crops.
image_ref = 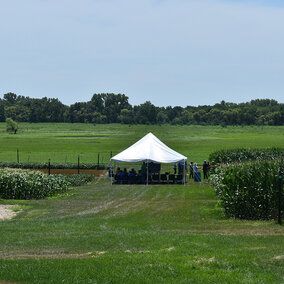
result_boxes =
[0,124,284,283]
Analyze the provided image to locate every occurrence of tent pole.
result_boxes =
[183,159,186,186]
[110,160,112,185]
[147,160,149,186]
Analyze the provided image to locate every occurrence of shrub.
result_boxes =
[209,148,284,164]
[0,168,70,199]
[210,160,283,220]
[63,174,95,186]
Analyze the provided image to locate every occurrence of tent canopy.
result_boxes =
[110,132,187,163]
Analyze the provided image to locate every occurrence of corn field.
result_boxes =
[210,159,283,220]
[0,168,95,199]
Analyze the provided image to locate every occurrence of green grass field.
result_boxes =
[0,124,284,283]
[1,179,284,283]
[0,123,283,165]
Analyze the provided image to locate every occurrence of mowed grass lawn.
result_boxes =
[0,123,283,164]
[0,124,284,283]
[1,178,284,283]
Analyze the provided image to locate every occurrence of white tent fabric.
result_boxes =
[110,132,187,163]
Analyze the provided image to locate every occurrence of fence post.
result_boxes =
[278,165,283,225]
[17,149,19,163]
[48,159,51,175]
[78,155,80,174]
[97,153,100,167]
[110,151,112,159]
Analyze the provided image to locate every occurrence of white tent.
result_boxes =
[111,132,187,163]
[110,133,187,184]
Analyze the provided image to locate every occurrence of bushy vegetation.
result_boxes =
[0,168,70,199]
[0,162,106,170]
[210,160,282,220]
[0,169,95,199]
[63,174,95,186]
[1,92,283,125]
[209,147,284,164]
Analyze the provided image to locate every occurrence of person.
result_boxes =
[203,160,208,179]
[178,161,184,175]
[114,167,122,183]
[193,163,198,174]
[189,161,194,179]
[193,163,201,182]
[207,161,211,176]
[129,168,137,184]
[108,167,113,178]
[129,168,137,177]
[141,162,147,174]
[121,168,128,183]
[141,162,147,183]
[121,168,128,178]
[115,167,121,176]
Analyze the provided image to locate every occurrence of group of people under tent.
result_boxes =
[111,160,212,184]
[113,162,162,184]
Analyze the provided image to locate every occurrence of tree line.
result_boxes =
[0,92,283,126]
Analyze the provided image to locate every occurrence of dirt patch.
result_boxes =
[273,255,284,260]
[165,247,175,251]
[0,281,21,284]
[161,229,284,236]
[192,256,215,264]
[0,205,20,221]
[92,251,107,258]
[0,251,107,260]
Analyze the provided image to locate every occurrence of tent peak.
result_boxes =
[110,132,187,163]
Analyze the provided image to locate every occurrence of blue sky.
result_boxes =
[0,0,283,107]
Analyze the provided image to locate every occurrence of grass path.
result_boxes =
[0,178,284,283]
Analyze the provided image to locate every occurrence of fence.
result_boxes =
[0,149,116,167]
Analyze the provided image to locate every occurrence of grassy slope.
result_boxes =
[0,179,283,283]
[0,123,283,164]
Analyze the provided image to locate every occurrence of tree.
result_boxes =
[119,109,133,124]
[181,110,192,124]
[0,99,4,122]
[6,118,18,134]
[92,112,106,124]
[3,92,17,105]
[134,101,157,124]
[156,111,168,124]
